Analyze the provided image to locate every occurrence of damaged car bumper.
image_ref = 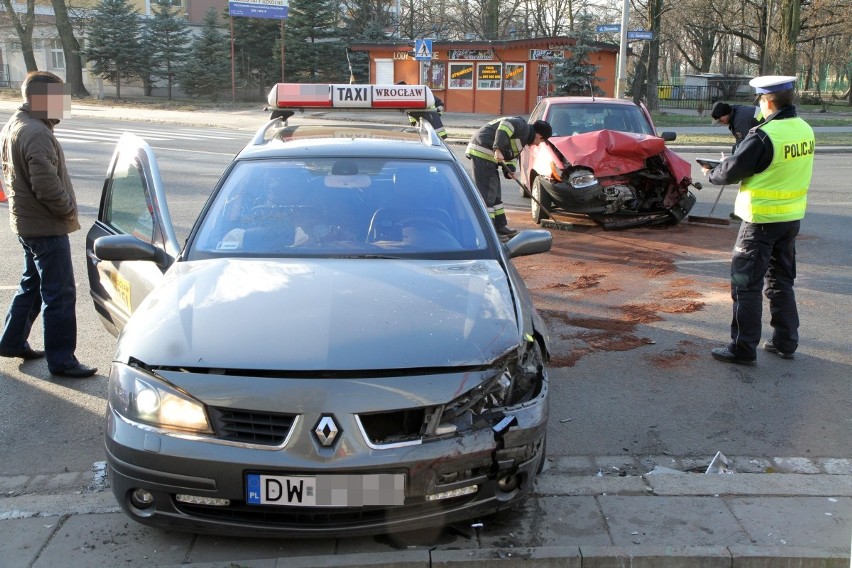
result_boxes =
[105,369,548,537]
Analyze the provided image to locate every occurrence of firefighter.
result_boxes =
[465,117,552,239]
[397,81,447,139]
[710,101,763,154]
[701,76,814,366]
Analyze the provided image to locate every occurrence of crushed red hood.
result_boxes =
[549,130,692,183]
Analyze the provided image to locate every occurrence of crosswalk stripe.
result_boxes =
[55,127,240,142]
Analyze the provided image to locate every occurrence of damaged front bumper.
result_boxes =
[104,374,549,537]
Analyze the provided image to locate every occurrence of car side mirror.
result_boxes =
[94,234,170,267]
[660,131,677,142]
[504,230,552,258]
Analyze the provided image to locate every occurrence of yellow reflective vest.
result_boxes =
[735,118,814,223]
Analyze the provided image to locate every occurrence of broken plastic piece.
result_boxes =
[645,465,684,475]
[706,451,735,474]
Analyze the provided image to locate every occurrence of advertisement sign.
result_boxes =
[530,49,564,60]
[448,49,493,61]
[229,0,289,19]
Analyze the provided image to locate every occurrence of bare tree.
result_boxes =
[51,0,89,96]
[1,0,38,72]
[667,0,723,73]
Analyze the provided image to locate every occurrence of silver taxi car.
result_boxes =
[86,84,552,537]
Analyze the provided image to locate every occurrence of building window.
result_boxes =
[504,64,525,90]
[449,63,473,89]
[422,61,446,90]
[477,63,502,90]
[50,39,65,69]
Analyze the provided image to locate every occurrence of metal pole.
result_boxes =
[280,20,285,82]
[230,16,236,102]
[616,0,629,98]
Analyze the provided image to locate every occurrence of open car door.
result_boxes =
[85,133,181,337]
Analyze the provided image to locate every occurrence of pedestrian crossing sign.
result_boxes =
[414,39,433,61]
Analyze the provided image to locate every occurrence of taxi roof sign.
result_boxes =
[268,83,436,111]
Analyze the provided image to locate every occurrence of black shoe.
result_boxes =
[496,227,518,238]
[52,364,98,378]
[0,346,45,360]
[763,341,794,360]
[729,212,741,220]
[711,347,756,366]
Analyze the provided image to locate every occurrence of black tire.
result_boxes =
[531,177,551,224]
[519,179,530,198]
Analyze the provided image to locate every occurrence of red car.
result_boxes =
[520,96,697,229]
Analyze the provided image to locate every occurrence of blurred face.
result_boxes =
[718,114,731,125]
[28,83,71,119]
[532,133,545,146]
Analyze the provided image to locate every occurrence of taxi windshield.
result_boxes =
[191,157,489,258]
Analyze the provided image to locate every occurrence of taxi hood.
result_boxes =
[115,258,521,371]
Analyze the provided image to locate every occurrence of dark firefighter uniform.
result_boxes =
[707,77,814,364]
[407,95,447,140]
[465,117,546,236]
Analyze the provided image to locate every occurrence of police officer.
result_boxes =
[466,117,552,238]
[710,101,763,154]
[701,76,814,366]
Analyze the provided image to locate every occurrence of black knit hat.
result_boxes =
[532,120,552,139]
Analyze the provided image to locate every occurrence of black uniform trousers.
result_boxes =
[470,155,508,231]
[728,219,800,359]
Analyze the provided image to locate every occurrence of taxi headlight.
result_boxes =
[434,349,542,434]
[109,363,212,434]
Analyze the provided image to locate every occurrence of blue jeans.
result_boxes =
[728,220,800,359]
[0,235,79,372]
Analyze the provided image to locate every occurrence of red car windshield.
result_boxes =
[546,103,655,137]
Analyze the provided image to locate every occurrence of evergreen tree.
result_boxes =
[284,0,346,82]
[230,13,282,98]
[341,0,394,82]
[146,0,191,100]
[83,0,144,99]
[178,8,231,101]
[550,14,605,97]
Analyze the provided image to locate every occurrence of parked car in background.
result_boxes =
[85,84,553,537]
[520,96,698,229]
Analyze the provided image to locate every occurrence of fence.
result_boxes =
[657,85,725,110]
[0,65,10,88]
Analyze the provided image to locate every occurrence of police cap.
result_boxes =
[749,75,796,94]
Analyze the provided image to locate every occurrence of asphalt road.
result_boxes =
[0,114,849,481]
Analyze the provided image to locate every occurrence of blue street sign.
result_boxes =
[596,24,621,33]
[627,30,654,40]
[415,39,433,61]
[229,0,289,19]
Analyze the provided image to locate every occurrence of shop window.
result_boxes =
[449,63,473,89]
[422,61,446,90]
[477,63,502,89]
[504,64,525,90]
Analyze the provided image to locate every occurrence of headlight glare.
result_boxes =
[569,169,597,188]
[109,363,212,434]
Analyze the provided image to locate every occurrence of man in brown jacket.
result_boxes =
[0,71,97,378]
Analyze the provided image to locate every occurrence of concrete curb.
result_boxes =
[153,546,850,568]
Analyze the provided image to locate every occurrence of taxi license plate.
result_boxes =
[246,473,405,507]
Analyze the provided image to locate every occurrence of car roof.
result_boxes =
[539,96,638,106]
[235,122,455,162]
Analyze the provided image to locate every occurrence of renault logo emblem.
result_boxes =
[313,415,340,447]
